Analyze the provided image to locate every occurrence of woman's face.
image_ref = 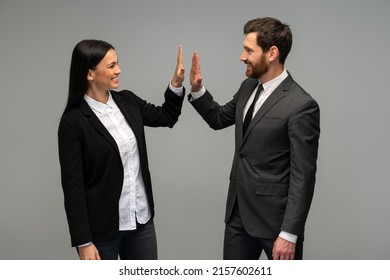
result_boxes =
[88,48,121,92]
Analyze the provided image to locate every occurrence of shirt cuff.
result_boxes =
[169,82,184,97]
[77,242,92,248]
[189,86,206,101]
[279,231,298,243]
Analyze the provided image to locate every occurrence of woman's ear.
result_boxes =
[87,69,94,81]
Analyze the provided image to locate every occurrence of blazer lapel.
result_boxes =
[79,100,120,154]
[111,92,142,142]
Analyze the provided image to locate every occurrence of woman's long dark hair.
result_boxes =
[63,39,114,115]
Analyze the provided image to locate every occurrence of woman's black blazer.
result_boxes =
[58,87,184,246]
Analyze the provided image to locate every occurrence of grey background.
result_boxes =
[0,0,389,260]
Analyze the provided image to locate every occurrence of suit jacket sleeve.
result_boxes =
[189,89,240,130]
[282,98,320,235]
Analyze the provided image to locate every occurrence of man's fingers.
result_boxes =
[177,45,183,65]
[191,51,201,75]
[192,51,200,69]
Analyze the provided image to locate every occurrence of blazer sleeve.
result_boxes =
[282,98,320,235]
[132,86,185,128]
[58,115,92,246]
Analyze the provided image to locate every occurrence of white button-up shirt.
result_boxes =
[84,92,150,231]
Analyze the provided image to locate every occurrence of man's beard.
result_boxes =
[246,55,268,79]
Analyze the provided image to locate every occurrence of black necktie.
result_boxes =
[243,83,263,136]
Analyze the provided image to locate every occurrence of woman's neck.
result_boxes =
[86,88,109,104]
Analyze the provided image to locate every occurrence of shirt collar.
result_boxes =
[261,69,288,93]
[84,91,114,114]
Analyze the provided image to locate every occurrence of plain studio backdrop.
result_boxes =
[0,0,389,260]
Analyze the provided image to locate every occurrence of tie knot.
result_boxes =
[252,83,263,101]
[256,83,263,93]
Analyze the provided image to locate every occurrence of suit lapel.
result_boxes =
[242,74,293,142]
[79,99,120,154]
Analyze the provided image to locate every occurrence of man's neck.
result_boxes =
[260,64,285,84]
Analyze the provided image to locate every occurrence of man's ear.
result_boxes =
[268,46,280,62]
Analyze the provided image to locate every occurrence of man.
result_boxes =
[189,17,320,260]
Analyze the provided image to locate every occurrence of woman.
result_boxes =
[58,39,185,260]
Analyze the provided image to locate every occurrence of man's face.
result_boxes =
[240,32,268,79]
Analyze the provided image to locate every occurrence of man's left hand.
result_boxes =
[272,236,296,260]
